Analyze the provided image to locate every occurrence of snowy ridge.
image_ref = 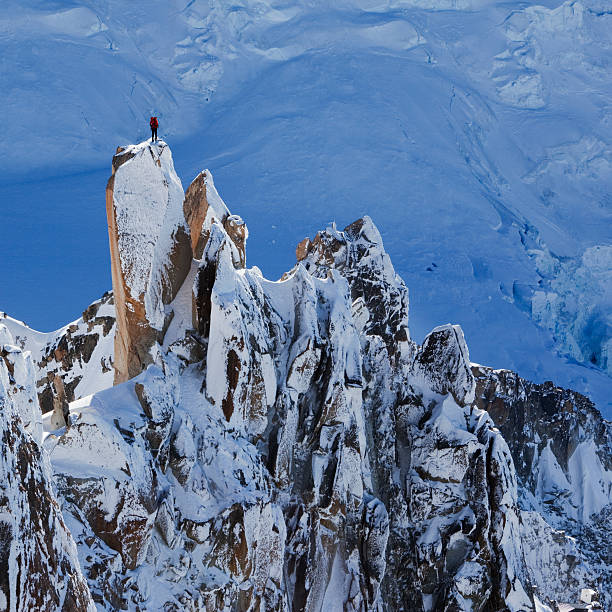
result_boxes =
[0,292,115,415]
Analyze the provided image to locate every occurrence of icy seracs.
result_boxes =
[0,140,609,611]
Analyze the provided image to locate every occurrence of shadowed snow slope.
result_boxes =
[0,0,611,417]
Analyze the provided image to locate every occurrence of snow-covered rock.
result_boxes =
[0,291,115,415]
[3,141,609,610]
[183,169,247,267]
[294,214,532,609]
[0,324,41,442]
[520,510,592,607]
[474,364,612,609]
[0,330,95,611]
[413,324,476,405]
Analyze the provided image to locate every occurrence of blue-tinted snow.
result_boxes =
[0,0,610,414]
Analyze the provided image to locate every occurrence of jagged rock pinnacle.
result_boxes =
[1,143,607,611]
[106,143,249,384]
[106,140,192,383]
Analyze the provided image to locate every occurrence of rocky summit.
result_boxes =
[0,141,610,611]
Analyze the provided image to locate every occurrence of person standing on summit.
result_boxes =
[150,116,159,142]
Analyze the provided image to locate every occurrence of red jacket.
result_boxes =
[150,117,159,129]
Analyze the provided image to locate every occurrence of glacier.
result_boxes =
[0,0,610,417]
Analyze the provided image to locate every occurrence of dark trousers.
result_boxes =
[151,127,158,141]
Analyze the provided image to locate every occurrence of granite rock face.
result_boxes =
[183,169,248,266]
[106,143,249,386]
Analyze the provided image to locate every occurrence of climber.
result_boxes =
[150,116,159,142]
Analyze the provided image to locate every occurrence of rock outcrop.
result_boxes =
[0,291,115,415]
[50,374,70,429]
[474,365,612,609]
[183,169,247,266]
[2,141,609,611]
[0,325,95,611]
[106,144,249,385]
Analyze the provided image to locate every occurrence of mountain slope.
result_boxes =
[1,0,610,416]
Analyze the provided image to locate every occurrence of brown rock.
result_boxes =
[50,374,70,429]
[183,171,248,267]
[223,215,247,268]
[106,153,149,384]
[54,419,159,571]
[33,292,113,415]
[183,171,211,259]
[296,237,312,261]
[106,221,156,384]
[111,146,136,174]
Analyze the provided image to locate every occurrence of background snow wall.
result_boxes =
[0,0,610,414]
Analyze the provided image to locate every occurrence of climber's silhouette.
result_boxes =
[150,116,159,142]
